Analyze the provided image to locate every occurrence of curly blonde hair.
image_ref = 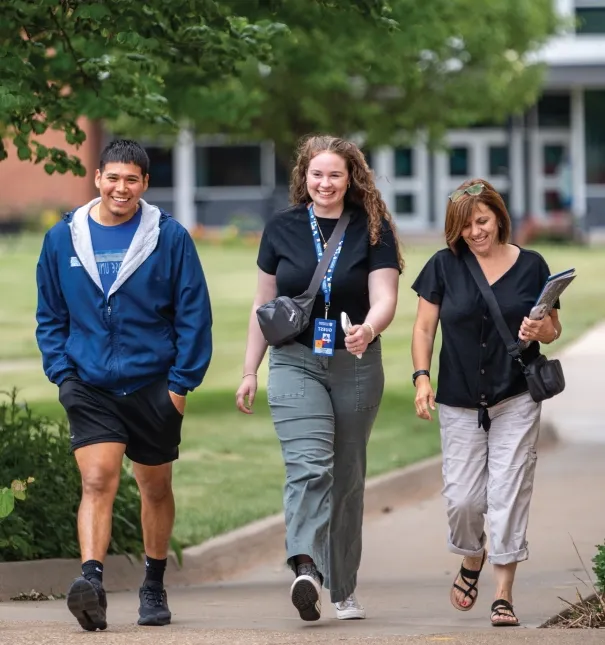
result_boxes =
[289,134,404,271]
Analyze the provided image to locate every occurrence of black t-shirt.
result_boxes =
[411,245,560,409]
[257,204,401,349]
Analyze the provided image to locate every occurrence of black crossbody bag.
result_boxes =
[257,210,351,347]
[463,252,565,403]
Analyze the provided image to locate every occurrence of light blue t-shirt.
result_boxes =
[88,209,142,297]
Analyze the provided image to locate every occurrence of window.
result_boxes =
[395,193,415,215]
[544,190,562,212]
[585,90,605,184]
[449,147,469,176]
[196,145,262,187]
[146,146,173,188]
[469,119,504,129]
[576,8,605,34]
[394,148,414,177]
[543,145,566,176]
[537,94,571,128]
[489,146,509,176]
[275,155,290,187]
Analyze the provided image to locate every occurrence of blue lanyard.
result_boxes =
[308,204,345,318]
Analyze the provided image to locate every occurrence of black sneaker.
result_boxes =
[66,576,107,631]
[290,562,322,621]
[138,582,172,626]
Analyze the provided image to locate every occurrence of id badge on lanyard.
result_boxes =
[308,205,345,357]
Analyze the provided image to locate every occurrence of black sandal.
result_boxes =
[490,599,519,627]
[449,550,487,612]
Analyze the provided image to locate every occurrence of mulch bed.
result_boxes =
[541,593,604,629]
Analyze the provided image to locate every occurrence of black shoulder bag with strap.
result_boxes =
[462,252,565,403]
[257,210,351,347]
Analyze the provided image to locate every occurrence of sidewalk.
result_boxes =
[541,321,605,444]
[1,324,604,643]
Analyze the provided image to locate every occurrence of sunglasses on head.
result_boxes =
[448,183,485,203]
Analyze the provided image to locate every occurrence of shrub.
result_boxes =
[0,390,142,562]
[0,478,34,519]
[593,541,605,595]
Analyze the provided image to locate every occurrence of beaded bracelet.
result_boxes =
[362,322,376,342]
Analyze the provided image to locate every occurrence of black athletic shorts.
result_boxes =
[58,376,184,466]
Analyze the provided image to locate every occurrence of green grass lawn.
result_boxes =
[0,233,603,547]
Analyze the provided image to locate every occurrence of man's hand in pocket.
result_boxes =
[168,390,186,415]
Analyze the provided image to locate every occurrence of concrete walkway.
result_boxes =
[541,321,605,444]
[1,324,604,643]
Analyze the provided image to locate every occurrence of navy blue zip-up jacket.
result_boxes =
[35,198,212,396]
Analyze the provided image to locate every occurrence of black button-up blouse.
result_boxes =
[411,245,560,410]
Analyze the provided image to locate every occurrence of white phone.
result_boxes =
[341,312,362,359]
[518,304,550,350]
[529,304,548,320]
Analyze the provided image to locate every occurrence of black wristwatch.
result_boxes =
[412,369,430,386]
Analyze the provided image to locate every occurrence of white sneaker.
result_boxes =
[290,563,322,621]
[334,593,366,620]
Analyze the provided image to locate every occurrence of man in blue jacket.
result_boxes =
[35,139,213,631]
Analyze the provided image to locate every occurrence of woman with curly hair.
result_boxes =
[236,135,402,622]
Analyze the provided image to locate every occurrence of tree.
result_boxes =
[158,0,561,162]
[0,0,394,175]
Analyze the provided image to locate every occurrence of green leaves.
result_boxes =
[0,390,141,561]
[173,0,559,156]
[0,489,14,519]
[1,0,329,176]
[0,0,559,177]
[11,479,29,502]
[13,132,31,161]
[16,146,31,161]
[72,4,113,21]
[0,87,21,112]
[0,478,34,519]
[594,541,605,594]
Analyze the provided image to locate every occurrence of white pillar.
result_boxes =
[554,0,573,18]
[434,150,449,228]
[373,147,393,211]
[473,139,486,179]
[527,105,542,218]
[174,126,196,230]
[509,116,525,220]
[416,140,430,229]
[570,87,587,219]
[260,141,276,188]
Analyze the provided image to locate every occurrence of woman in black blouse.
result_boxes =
[236,135,402,622]
[411,179,562,627]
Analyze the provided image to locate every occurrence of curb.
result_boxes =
[0,418,560,602]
